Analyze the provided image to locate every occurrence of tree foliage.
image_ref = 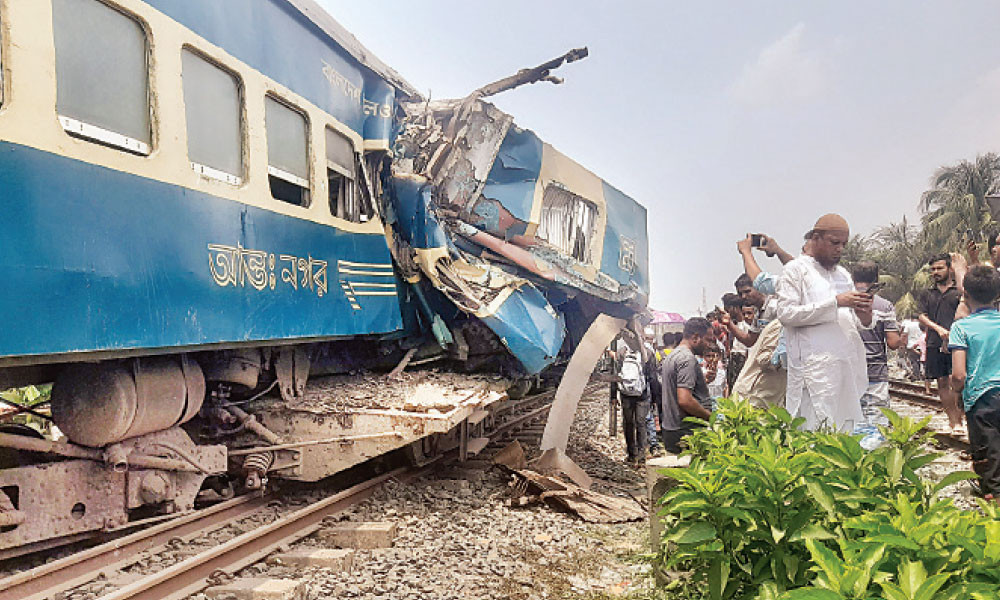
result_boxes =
[843,153,1000,317]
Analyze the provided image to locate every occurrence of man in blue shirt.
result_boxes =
[949,265,1000,497]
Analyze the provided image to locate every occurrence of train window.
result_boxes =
[182,50,243,185]
[326,127,373,222]
[52,0,151,154]
[265,96,310,206]
[538,185,598,262]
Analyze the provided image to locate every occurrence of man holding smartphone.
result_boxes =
[737,233,795,298]
[776,214,872,432]
[851,261,901,448]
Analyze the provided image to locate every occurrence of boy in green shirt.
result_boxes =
[949,265,1000,497]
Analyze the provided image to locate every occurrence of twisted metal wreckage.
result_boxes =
[384,49,649,383]
[380,50,650,482]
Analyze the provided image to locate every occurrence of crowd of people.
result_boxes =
[608,213,1000,500]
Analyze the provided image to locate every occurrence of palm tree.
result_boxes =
[841,234,872,267]
[919,153,1000,251]
[869,217,922,304]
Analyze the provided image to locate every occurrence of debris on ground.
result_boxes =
[506,467,646,523]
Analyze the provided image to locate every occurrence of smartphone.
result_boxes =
[966,228,981,242]
[864,282,886,296]
[750,233,766,247]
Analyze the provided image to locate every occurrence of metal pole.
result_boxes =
[0,433,199,472]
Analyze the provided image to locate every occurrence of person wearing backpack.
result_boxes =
[614,331,649,466]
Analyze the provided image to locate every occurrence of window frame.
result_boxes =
[180,45,246,186]
[326,125,365,223]
[264,93,312,200]
[52,0,154,156]
[324,126,379,224]
[537,184,599,263]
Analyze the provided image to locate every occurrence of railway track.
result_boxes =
[888,378,970,452]
[0,382,595,600]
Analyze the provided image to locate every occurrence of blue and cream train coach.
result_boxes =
[0,0,648,553]
[0,0,419,372]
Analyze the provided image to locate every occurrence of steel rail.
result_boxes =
[888,381,970,452]
[889,387,944,410]
[489,382,602,440]
[0,493,272,600]
[94,465,427,600]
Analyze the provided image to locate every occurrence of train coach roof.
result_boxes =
[285,0,422,100]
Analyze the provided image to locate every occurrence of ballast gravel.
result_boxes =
[189,384,653,600]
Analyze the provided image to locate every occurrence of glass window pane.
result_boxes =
[265,96,309,181]
[325,127,354,178]
[182,50,242,179]
[53,0,150,145]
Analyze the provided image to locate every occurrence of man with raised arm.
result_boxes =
[737,233,795,296]
[776,214,873,431]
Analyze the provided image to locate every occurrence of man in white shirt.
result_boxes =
[900,318,924,380]
[776,214,874,431]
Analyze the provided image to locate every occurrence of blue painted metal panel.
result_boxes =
[386,176,450,251]
[599,181,649,296]
[142,0,393,144]
[387,175,565,375]
[0,141,403,359]
[479,286,566,375]
[480,127,543,223]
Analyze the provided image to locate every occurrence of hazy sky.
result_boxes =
[320,0,1000,314]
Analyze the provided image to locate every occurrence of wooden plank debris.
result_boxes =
[505,467,645,524]
[492,441,528,470]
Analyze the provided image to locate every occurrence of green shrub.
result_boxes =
[0,384,50,408]
[655,397,999,600]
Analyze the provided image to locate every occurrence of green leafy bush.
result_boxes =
[655,397,1000,600]
[0,384,50,408]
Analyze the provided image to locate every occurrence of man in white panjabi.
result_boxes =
[776,214,874,431]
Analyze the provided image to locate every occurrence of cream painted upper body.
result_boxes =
[0,0,382,234]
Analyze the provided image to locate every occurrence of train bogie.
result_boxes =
[0,427,225,555]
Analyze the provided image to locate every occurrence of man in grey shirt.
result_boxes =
[852,261,901,445]
[660,317,716,453]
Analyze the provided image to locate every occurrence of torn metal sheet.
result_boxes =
[387,175,565,375]
[534,447,593,490]
[540,314,626,453]
[506,467,645,523]
[476,284,565,375]
[493,440,528,470]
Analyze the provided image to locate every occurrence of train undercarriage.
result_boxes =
[0,341,527,558]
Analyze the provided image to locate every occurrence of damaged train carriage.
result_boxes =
[387,98,649,379]
[0,0,647,554]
